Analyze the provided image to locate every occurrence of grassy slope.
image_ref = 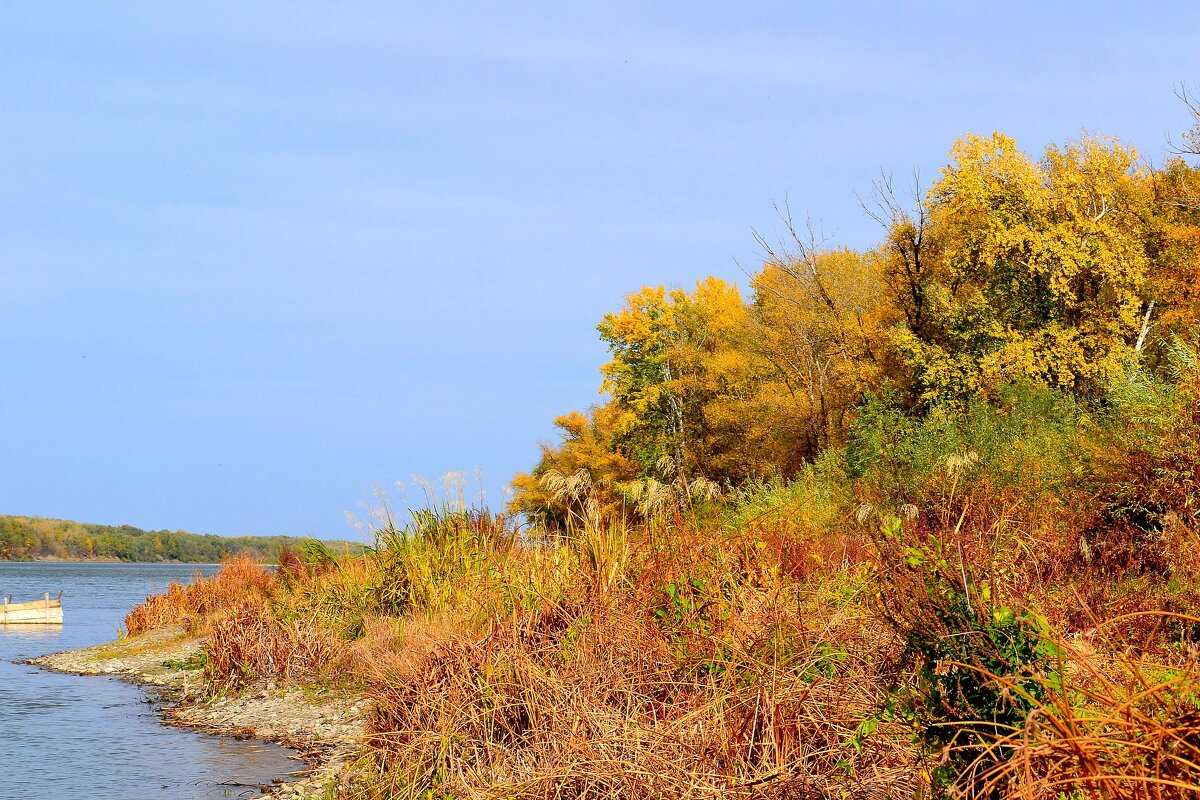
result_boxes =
[120,374,1200,798]
[124,493,1200,798]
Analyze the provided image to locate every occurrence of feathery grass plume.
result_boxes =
[540,467,602,529]
[689,475,723,502]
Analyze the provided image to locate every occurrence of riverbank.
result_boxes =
[31,625,368,799]
[0,513,369,564]
[77,488,1200,799]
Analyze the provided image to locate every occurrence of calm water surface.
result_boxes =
[0,562,301,800]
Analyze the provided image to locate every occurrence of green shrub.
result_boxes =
[847,384,1080,517]
[872,518,1062,795]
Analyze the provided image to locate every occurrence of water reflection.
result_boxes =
[0,622,65,639]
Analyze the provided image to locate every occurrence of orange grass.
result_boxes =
[203,600,345,689]
[120,497,1200,799]
[956,613,1200,800]
[351,601,914,799]
[124,554,276,636]
[338,517,920,799]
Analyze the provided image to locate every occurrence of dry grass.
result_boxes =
[936,618,1190,796]
[956,614,1200,800]
[120,491,1200,799]
[334,514,918,800]
[203,600,345,690]
[351,598,913,800]
[124,554,276,636]
[122,550,357,692]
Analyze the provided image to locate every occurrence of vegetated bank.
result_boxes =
[91,108,1200,799]
[32,585,367,800]
[0,514,360,562]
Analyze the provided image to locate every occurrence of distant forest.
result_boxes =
[0,515,358,562]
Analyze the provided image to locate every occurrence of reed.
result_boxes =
[124,554,275,636]
[117,403,1200,799]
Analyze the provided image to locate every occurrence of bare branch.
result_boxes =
[750,201,840,317]
[1167,82,1200,157]
[859,170,936,336]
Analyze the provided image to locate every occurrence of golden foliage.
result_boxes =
[901,132,1156,402]
[513,125,1197,533]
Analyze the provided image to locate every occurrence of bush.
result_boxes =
[967,615,1200,799]
[846,385,1081,516]
[1081,339,1200,577]
[872,518,1063,795]
[124,555,276,636]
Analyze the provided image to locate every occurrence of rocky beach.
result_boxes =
[31,626,368,799]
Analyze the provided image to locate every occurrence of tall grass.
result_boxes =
[118,368,1200,798]
[124,555,275,636]
[348,510,913,800]
[205,601,344,690]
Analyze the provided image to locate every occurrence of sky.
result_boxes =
[2,2,1198,540]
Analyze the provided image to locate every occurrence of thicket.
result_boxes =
[125,107,1200,799]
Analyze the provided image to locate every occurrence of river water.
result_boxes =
[0,562,301,800]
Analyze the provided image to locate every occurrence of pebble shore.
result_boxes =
[30,626,367,799]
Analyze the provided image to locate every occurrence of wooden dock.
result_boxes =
[1,592,63,624]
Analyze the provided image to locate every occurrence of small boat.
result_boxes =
[1,592,63,624]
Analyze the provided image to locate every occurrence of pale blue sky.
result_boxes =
[3,2,1198,538]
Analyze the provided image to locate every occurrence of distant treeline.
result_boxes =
[0,515,360,563]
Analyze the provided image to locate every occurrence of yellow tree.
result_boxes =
[596,277,767,482]
[898,132,1156,404]
[508,404,637,530]
[749,225,896,465]
[660,276,776,481]
[596,285,685,474]
[512,278,764,524]
[1147,157,1200,343]
[1141,87,1200,349]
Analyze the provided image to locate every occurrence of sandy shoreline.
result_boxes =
[29,626,367,799]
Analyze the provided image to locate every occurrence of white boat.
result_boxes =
[1,592,63,624]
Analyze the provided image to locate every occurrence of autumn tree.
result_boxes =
[596,277,770,482]
[895,133,1156,405]
[594,285,684,475]
[1145,158,1200,345]
[749,231,895,465]
[1146,89,1200,345]
[512,121,1200,524]
[508,405,637,530]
